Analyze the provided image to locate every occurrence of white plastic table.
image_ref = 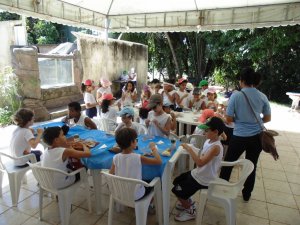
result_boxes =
[286,92,300,110]
[176,111,201,135]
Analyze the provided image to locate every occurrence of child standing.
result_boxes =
[41,126,91,189]
[145,94,171,138]
[81,79,98,118]
[96,78,112,103]
[109,128,162,200]
[10,108,44,166]
[172,117,225,221]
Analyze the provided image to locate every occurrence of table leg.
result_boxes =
[91,169,102,215]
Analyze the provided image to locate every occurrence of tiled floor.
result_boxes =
[0,105,299,225]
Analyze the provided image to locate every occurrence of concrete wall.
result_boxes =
[74,33,148,96]
[11,48,83,121]
[0,20,24,69]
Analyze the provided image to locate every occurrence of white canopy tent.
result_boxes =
[0,0,300,32]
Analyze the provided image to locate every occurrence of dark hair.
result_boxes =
[151,79,160,84]
[101,99,110,113]
[68,102,81,112]
[124,81,135,92]
[239,67,262,86]
[43,126,61,146]
[12,108,34,128]
[115,128,137,149]
[206,117,225,135]
[81,83,87,93]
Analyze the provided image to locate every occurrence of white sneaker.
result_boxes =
[174,207,196,221]
[175,199,195,211]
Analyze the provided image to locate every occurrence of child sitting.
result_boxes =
[206,88,219,111]
[172,117,225,221]
[189,88,206,111]
[109,128,162,200]
[162,103,177,133]
[41,126,91,189]
[63,102,97,130]
[10,108,44,166]
[115,107,140,134]
[145,94,172,137]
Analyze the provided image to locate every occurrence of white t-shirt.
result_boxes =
[115,122,140,134]
[147,111,170,137]
[84,92,96,105]
[97,87,112,95]
[190,99,205,110]
[160,89,176,106]
[176,90,191,108]
[113,153,144,200]
[191,139,223,186]
[99,106,117,130]
[10,127,34,166]
[41,147,75,189]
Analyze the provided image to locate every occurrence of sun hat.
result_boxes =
[147,94,163,109]
[84,79,94,86]
[207,87,216,94]
[198,117,225,134]
[118,107,135,117]
[178,77,188,84]
[102,93,115,101]
[143,85,150,92]
[186,82,194,91]
[198,109,215,123]
[198,80,208,87]
[100,78,112,87]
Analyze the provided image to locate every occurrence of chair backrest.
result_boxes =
[92,117,116,132]
[169,133,187,142]
[211,159,254,199]
[136,123,147,135]
[188,134,206,149]
[102,172,150,208]
[28,162,70,193]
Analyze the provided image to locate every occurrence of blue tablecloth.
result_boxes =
[33,122,179,180]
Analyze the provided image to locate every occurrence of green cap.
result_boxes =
[198,80,208,87]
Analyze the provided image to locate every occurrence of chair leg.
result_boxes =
[224,200,236,225]
[153,188,163,225]
[57,191,73,225]
[135,203,148,225]
[108,196,114,225]
[22,174,27,185]
[0,171,3,197]
[39,187,44,220]
[196,190,207,225]
[84,181,91,213]
[8,173,22,206]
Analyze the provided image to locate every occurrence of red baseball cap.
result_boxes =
[84,79,94,86]
[102,93,115,100]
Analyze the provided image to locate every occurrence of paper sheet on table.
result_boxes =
[156,140,164,144]
[99,144,107,149]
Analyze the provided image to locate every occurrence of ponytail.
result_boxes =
[81,83,86,93]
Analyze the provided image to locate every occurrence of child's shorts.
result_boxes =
[171,171,207,200]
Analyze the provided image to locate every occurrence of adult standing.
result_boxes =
[219,67,271,202]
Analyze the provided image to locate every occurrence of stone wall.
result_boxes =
[11,48,83,121]
[74,33,148,96]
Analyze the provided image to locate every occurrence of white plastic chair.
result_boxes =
[196,159,254,225]
[92,117,116,132]
[28,162,91,225]
[101,171,163,225]
[0,150,37,206]
[187,134,206,149]
[136,123,148,135]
